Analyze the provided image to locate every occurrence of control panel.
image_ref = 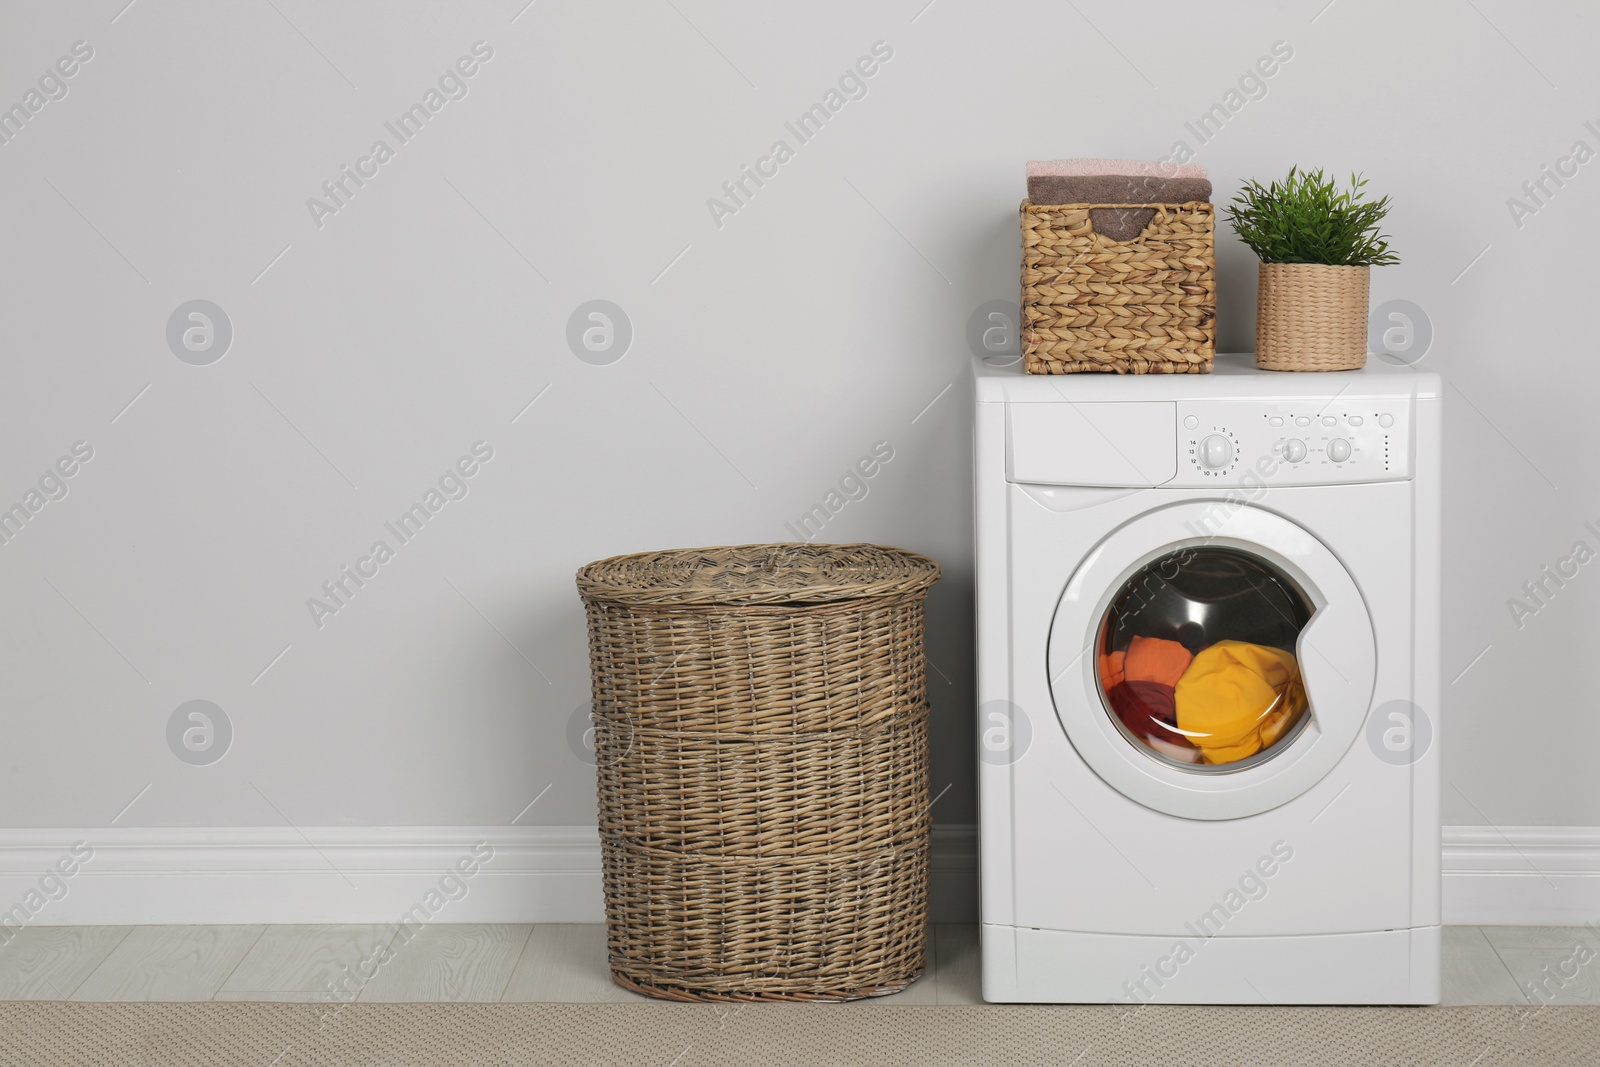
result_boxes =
[1171,399,1411,487]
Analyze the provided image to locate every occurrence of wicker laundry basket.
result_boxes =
[1020,200,1216,374]
[575,543,942,1002]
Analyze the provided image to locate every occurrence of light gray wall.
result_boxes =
[0,0,1591,833]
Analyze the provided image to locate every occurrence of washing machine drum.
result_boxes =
[1097,548,1313,772]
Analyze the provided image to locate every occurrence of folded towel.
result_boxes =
[1025,175,1213,206]
[1026,175,1213,241]
[1090,210,1154,242]
[1027,158,1207,179]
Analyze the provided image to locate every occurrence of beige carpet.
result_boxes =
[1,1001,1597,1066]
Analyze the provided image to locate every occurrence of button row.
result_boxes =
[1267,413,1393,428]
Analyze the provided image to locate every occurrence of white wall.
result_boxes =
[0,0,1594,916]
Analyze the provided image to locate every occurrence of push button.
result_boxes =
[1378,413,1394,428]
[1322,416,1337,426]
[1268,416,1283,426]
[1348,415,1364,426]
[1295,416,1311,427]
[1183,415,1199,430]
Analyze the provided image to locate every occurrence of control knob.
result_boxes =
[1282,439,1307,463]
[1199,434,1234,469]
[1327,438,1352,463]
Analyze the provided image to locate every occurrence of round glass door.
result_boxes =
[1095,547,1314,772]
[1048,502,1377,819]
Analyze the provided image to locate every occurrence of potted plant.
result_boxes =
[1225,168,1399,371]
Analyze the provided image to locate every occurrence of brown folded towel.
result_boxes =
[1026,175,1213,241]
[1087,208,1159,242]
[1025,174,1213,205]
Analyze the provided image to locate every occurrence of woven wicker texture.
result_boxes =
[576,543,941,1002]
[577,542,940,605]
[1255,262,1370,371]
[5,1002,1600,1067]
[1020,200,1216,375]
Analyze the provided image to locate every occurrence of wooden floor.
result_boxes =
[0,924,1583,1005]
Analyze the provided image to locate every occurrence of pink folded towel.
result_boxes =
[1026,158,1207,180]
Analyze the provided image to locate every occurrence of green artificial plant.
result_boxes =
[1225,167,1400,267]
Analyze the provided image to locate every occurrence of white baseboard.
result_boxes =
[0,827,604,928]
[0,825,979,929]
[1442,826,1600,926]
[0,824,1586,928]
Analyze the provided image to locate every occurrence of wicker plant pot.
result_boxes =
[1255,262,1370,371]
[575,543,942,1003]
[1020,200,1216,374]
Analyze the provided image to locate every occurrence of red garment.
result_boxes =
[1107,680,1194,752]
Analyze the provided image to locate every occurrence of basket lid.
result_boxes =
[576,543,941,606]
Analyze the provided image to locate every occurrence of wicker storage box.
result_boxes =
[1020,200,1216,374]
[575,543,942,1002]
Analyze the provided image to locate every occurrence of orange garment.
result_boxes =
[1174,640,1306,765]
[1124,636,1193,688]
[1099,650,1125,688]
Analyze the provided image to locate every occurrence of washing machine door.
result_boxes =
[1047,501,1377,820]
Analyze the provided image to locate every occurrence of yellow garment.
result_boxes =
[1174,640,1306,764]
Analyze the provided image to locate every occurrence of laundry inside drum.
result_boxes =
[1094,547,1314,771]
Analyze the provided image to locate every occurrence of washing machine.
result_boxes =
[973,351,1441,1004]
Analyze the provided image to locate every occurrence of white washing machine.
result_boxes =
[974,352,1441,1004]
